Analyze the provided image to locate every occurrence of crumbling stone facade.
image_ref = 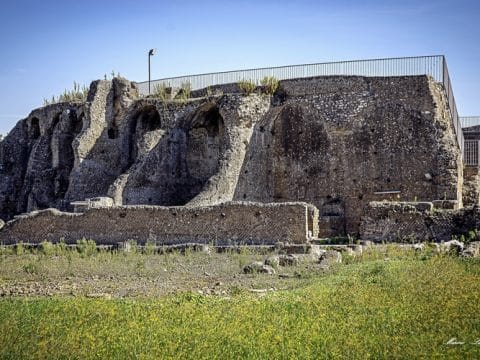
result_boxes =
[0,75,465,242]
[234,76,462,235]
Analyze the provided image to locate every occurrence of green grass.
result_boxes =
[1,254,479,359]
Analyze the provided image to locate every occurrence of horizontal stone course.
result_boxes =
[0,202,318,245]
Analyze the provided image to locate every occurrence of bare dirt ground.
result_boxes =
[0,248,328,298]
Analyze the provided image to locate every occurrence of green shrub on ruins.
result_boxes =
[260,76,279,95]
[466,229,480,243]
[174,82,192,101]
[153,83,169,101]
[43,82,89,106]
[76,238,97,257]
[144,241,157,255]
[14,242,24,255]
[238,79,257,94]
[39,241,55,256]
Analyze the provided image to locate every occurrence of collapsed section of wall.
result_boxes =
[0,202,319,245]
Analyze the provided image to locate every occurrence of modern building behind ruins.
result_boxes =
[0,55,479,244]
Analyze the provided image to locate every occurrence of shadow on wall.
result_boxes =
[53,111,84,203]
[29,117,40,140]
[22,111,84,212]
[122,103,226,206]
[127,105,162,167]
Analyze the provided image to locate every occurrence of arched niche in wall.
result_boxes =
[29,117,41,140]
[73,112,84,135]
[185,104,225,182]
[128,105,162,166]
[54,111,84,198]
[137,105,161,132]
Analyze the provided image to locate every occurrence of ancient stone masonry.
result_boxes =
[0,74,465,242]
[234,76,462,235]
[360,201,480,242]
[0,202,318,245]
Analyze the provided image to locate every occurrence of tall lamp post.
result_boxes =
[148,48,156,95]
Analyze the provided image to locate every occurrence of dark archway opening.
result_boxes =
[138,106,161,132]
[170,105,225,204]
[201,106,223,137]
[55,111,84,200]
[127,105,161,168]
[29,117,40,140]
[108,127,119,139]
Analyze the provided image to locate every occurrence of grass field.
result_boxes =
[0,246,479,359]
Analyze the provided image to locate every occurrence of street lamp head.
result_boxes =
[148,48,156,56]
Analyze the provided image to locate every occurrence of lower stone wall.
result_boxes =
[0,202,318,245]
[463,166,480,207]
[360,201,479,242]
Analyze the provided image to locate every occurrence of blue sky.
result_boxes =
[0,0,479,133]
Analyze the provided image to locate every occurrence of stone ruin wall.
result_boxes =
[0,202,318,245]
[360,201,480,242]
[234,76,462,235]
[0,75,464,241]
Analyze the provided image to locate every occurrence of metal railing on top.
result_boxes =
[462,117,480,166]
[136,55,463,158]
[461,116,480,129]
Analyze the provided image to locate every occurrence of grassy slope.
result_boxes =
[0,254,479,359]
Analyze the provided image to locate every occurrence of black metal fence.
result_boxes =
[136,55,463,157]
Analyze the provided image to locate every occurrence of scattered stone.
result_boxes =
[280,244,322,256]
[264,256,280,268]
[243,262,276,275]
[359,240,373,247]
[260,265,276,275]
[278,254,299,266]
[199,244,211,254]
[319,250,342,267]
[462,241,480,258]
[86,293,112,300]
[438,240,464,255]
[249,288,268,294]
[413,243,425,251]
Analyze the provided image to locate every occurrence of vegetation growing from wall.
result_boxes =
[238,79,257,94]
[174,82,192,101]
[260,76,279,95]
[43,82,89,106]
[152,83,169,101]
